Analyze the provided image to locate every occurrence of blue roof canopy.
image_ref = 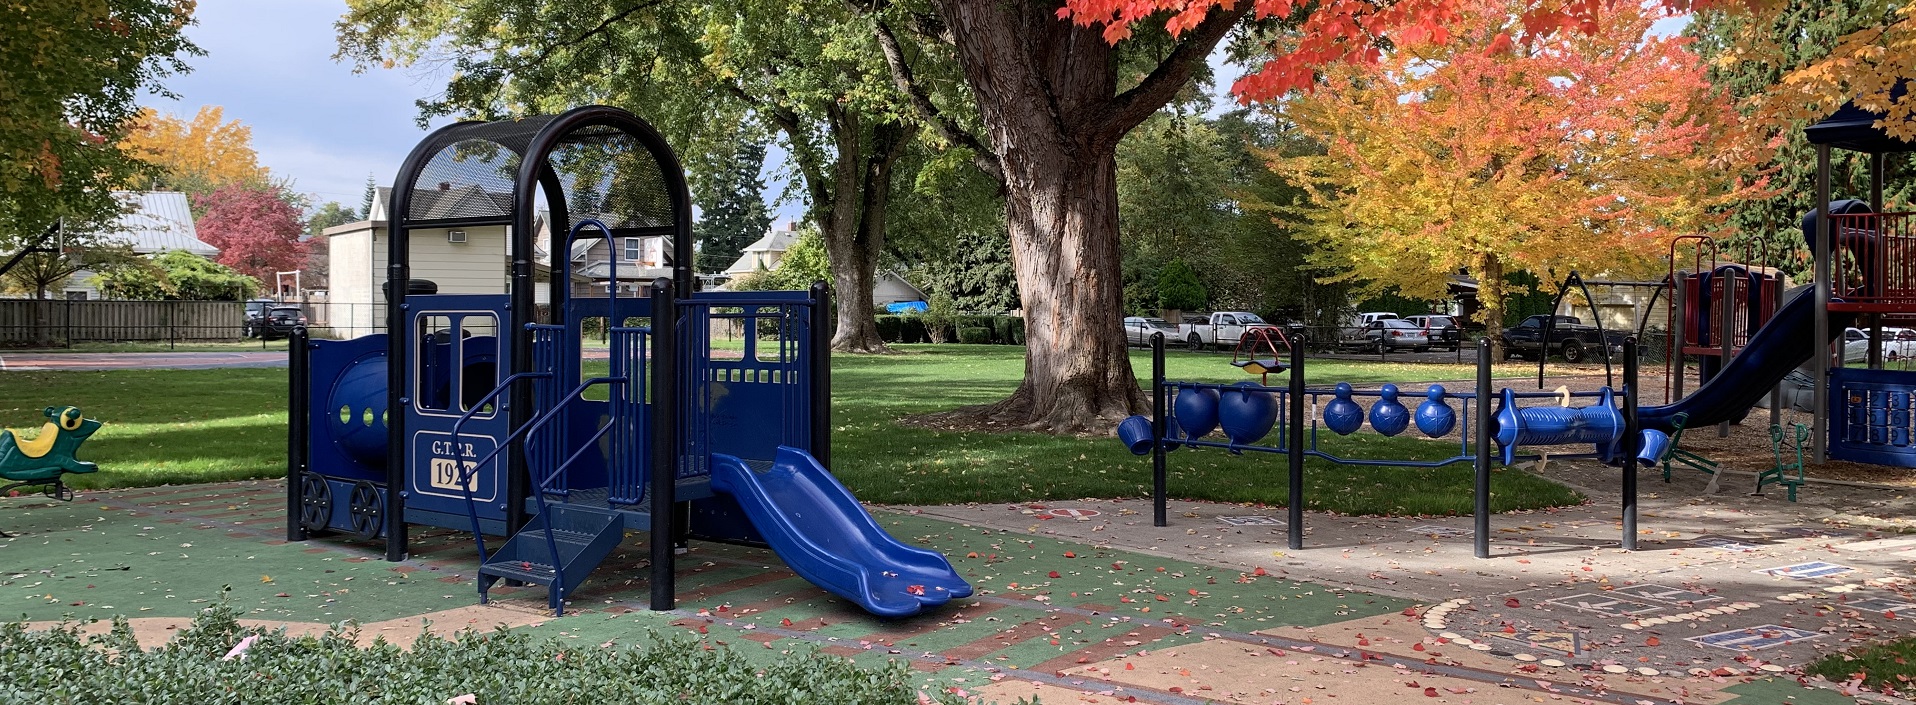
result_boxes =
[1805,80,1915,154]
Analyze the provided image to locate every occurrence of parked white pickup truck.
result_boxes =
[1179,311,1282,350]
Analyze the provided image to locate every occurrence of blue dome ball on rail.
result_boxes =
[1174,385,1221,441]
[1218,381,1278,445]
[1322,382,1364,436]
[1414,385,1457,437]
[1368,384,1410,436]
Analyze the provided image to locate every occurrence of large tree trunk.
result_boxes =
[929,0,1246,433]
[784,104,914,354]
[1477,252,1507,361]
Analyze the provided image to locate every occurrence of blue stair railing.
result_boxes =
[465,218,654,614]
[447,368,551,564]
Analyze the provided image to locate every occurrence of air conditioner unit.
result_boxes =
[447,230,467,243]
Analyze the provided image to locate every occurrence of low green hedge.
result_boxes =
[0,607,986,705]
[956,327,992,344]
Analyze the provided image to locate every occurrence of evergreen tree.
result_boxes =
[359,174,379,220]
[1690,1,1914,274]
[693,141,773,273]
[916,229,1020,312]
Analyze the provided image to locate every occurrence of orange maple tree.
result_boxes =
[1057,0,1748,101]
[1267,0,1764,341]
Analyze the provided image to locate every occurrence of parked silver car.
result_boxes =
[1123,317,1178,346]
[1361,319,1431,354]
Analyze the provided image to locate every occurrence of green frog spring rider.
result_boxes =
[0,406,102,514]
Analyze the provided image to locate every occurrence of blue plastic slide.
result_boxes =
[709,447,973,618]
[1638,286,1853,432]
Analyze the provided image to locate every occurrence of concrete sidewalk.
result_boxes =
[0,472,1877,704]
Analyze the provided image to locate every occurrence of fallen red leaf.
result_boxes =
[1188,588,1201,596]
[1412,643,1426,651]
[1424,687,1439,697]
[1505,598,1522,608]
[1063,551,1075,558]
[1253,567,1268,576]
[1049,571,1061,578]
[781,618,793,627]
[1645,636,1661,646]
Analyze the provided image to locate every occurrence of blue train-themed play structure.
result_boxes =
[1118,335,1666,557]
[285,106,970,617]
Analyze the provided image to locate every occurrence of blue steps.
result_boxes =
[477,503,623,614]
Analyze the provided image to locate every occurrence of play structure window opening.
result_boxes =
[413,312,501,416]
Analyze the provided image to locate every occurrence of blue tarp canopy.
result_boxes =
[1805,80,1915,154]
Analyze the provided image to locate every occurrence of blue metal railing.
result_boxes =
[449,371,550,564]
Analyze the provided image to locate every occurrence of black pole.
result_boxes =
[1151,331,1167,527]
[1287,325,1306,551]
[649,278,678,611]
[809,281,832,465]
[287,326,311,542]
[1474,338,1493,558]
[1621,336,1640,551]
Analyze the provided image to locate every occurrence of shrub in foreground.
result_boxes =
[0,606,1009,704]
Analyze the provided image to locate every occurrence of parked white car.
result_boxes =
[1179,311,1283,350]
[1122,317,1178,346]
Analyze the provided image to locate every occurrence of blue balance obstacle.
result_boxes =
[1415,385,1457,437]
[1117,334,1669,556]
[286,106,969,619]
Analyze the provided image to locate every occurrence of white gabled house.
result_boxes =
[64,191,219,300]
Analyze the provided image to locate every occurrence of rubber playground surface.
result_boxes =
[2,473,1870,705]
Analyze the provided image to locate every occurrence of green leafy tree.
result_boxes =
[93,249,259,301]
[1,0,200,280]
[1155,258,1207,315]
[0,239,140,299]
[694,140,773,273]
[336,0,937,353]
[307,201,360,239]
[1690,0,1915,273]
[912,229,1019,313]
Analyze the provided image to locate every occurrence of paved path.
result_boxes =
[0,351,289,370]
[2,474,1869,704]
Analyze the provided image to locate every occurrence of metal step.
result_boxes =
[475,504,625,615]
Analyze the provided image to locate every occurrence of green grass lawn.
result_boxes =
[0,343,1583,514]
[1806,637,1916,697]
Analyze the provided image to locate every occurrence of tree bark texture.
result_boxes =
[762,98,914,354]
[931,0,1247,433]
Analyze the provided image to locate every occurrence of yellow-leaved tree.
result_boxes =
[120,106,269,195]
[1273,0,1767,352]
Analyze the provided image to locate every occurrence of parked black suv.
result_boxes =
[251,306,307,340]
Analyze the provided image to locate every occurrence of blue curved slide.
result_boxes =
[709,447,973,618]
[1639,286,1853,432]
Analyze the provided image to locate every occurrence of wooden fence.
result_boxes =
[0,299,244,345]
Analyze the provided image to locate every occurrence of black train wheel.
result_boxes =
[298,473,332,532]
[346,481,384,541]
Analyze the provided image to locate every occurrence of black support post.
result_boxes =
[1474,338,1493,559]
[1287,326,1306,551]
[1151,332,1168,527]
[810,281,832,466]
[1622,337,1640,550]
[287,327,311,542]
[649,278,678,611]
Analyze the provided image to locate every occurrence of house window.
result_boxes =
[624,237,640,261]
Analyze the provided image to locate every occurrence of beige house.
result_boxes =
[323,187,562,338]
[566,234,673,298]
[723,222,803,277]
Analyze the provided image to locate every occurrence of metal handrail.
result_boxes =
[518,376,626,592]
[448,370,552,565]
